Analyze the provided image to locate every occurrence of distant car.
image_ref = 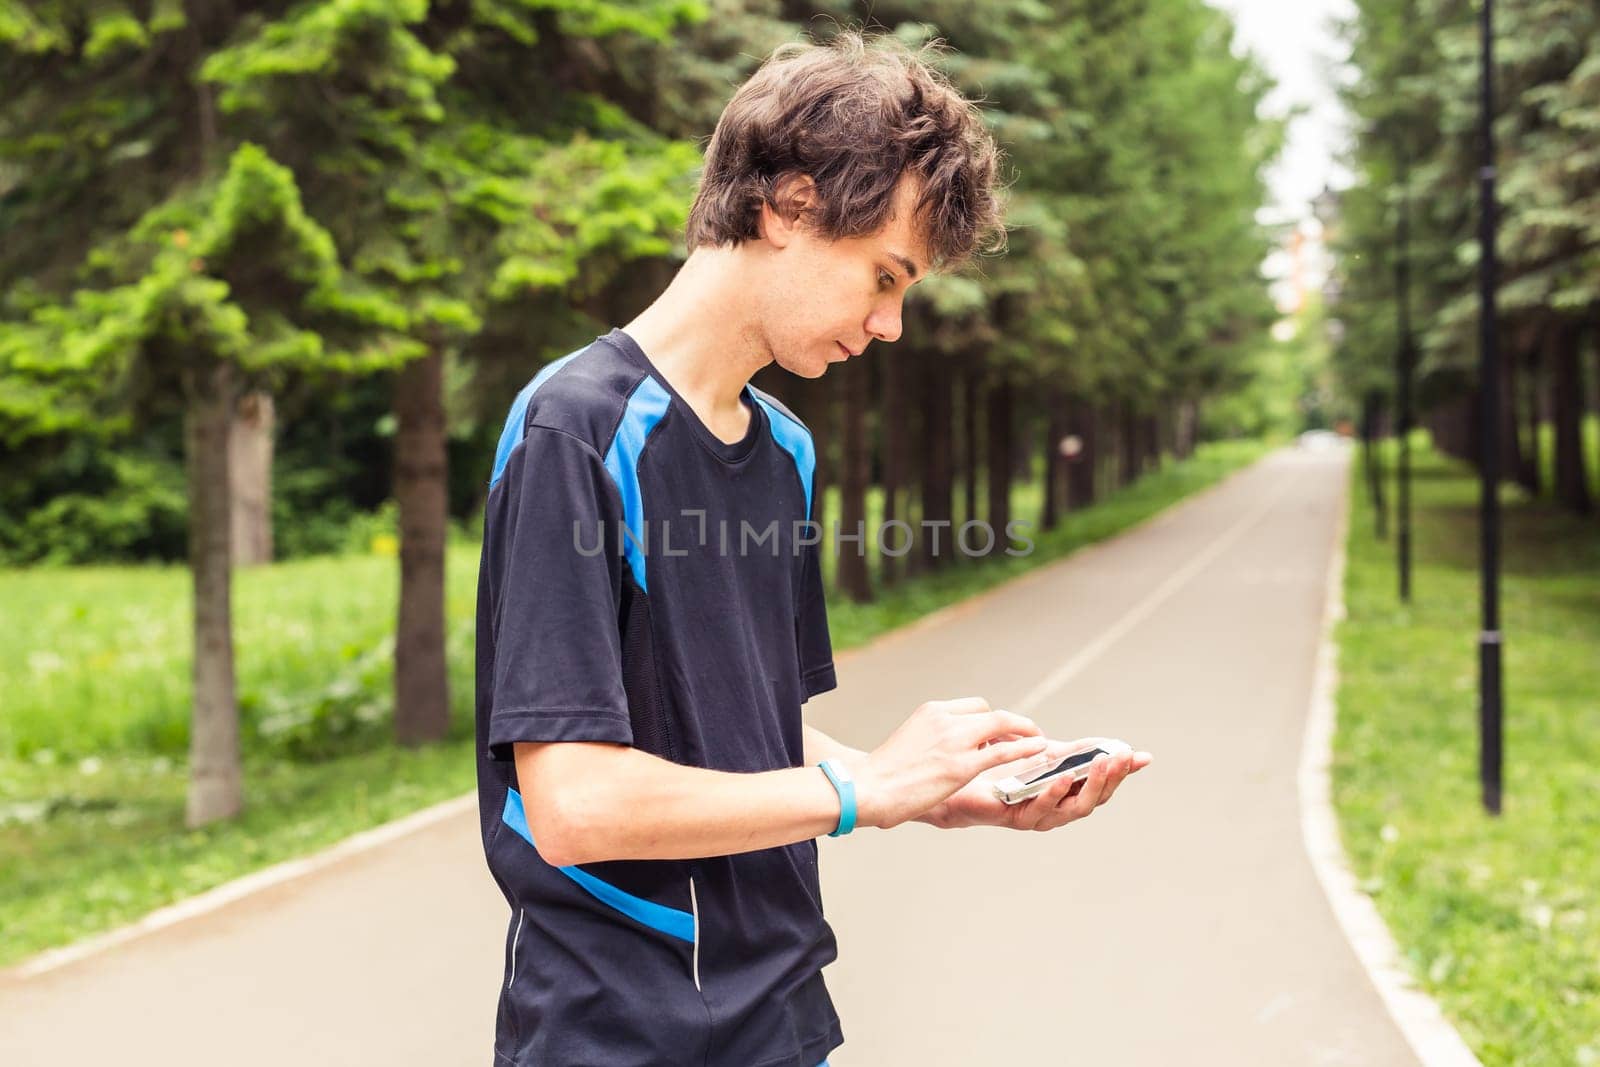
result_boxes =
[1297,429,1346,452]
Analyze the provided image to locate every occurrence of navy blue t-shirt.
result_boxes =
[474,328,843,1067]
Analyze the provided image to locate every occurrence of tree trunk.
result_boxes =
[836,356,873,601]
[229,391,275,566]
[986,378,1013,553]
[1520,345,1543,496]
[1042,390,1068,531]
[1587,333,1600,420]
[812,372,833,533]
[963,361,980,527]
[394,346,451,746]
[184,358,241,829]
[1498,344,1524,485]
[904,355,926,579]
[880,344,904,587]
[1173,398,1197,460]
[1096,402,1117,498]
[1012,399,1034,485]
[1429,390,1468,466]
[1067,397,1097,509]
[919,351,954,572]
[1428,390,1475,467]
[1118,400,1139,488]
[1467,380,1484,471]
[1552,322,1593,516]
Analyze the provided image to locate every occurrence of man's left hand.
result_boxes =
[918,740,1152,831]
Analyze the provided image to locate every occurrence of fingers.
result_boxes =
[973,735,1050,776]
[1094,751,1151,808]
[1070,753,1131,811]
[1006,757,1095,830]
[1094,754,1132,807]
[962,711,1048,780]
[1013,752,1126,831]
[1005,748,1152,832]
[930,698,1042,741]
[1064,754,1115,815]
[962,708,1044,747]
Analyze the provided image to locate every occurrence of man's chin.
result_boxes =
[775,353,832,379]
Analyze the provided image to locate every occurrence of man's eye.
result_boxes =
[878,271,895,290]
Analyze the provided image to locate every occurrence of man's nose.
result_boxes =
[866,304,902,344]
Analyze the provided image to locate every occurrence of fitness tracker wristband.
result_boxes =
[817,759,856,838]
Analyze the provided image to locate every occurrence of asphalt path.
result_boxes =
[806,444,1416,1066]
[0,444,1417,1066]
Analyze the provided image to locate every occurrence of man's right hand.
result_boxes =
[852,698,1048,830]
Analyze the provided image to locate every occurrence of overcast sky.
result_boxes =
[1207,0,1358,227]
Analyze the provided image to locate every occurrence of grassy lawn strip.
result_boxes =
[1332,435,1600,1067]
[0,437,1272,969]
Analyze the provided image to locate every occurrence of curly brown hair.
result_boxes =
[684,30,1007,273]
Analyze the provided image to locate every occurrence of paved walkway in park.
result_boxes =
[0,445,1422,1066]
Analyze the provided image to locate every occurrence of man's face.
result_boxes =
[751,174,929,379]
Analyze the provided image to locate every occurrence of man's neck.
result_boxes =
[622,248,772,441]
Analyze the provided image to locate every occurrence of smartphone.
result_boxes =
[989,737,1133,805]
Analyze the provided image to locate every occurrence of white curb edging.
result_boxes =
[7,791,477,981]
[1297,462,1483,1067]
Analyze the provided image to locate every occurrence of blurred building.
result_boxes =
[1267,214,1334,318]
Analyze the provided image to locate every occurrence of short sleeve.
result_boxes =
[483,427,633,760]
[795,510,837,702]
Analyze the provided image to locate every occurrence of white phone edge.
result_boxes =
[990,737,1133,805]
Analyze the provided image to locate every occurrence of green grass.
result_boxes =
[1531,413,1600,502]
[1333,433,1600,1067]
[0,545,481,759]
[0,436,1273,968]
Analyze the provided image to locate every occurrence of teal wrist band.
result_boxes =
[818,759,856,838]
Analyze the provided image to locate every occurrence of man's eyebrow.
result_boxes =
[887,252,921,281]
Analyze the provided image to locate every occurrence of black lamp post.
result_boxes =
[1477,0,1505,816]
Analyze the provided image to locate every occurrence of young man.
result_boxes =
[474,31,1150,1067]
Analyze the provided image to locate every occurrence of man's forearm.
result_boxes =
[802,722,868,767]
[515,740,847,866]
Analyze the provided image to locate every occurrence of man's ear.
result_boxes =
[757,173,818,250]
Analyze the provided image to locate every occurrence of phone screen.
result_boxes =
[1021,747,1107,786]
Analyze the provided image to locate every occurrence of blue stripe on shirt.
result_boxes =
[501,787,696,944]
